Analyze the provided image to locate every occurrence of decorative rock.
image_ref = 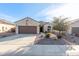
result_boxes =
[50,34,58,40]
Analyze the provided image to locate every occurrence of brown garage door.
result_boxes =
[18,26,37,34]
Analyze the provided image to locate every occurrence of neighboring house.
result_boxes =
[0,19,15,33]
[15,17,53,34]
[68,19,79,34]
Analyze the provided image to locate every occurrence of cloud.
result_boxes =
[36,3,79,21]
[0,13,17,22]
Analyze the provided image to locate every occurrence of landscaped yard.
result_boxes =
[35,33,79,45]
[64,35,79,45]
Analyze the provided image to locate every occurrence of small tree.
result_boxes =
[52,16,70,38]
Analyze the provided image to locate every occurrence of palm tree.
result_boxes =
[52,16,70,38]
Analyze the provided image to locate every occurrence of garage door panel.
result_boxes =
[18,26,37,34]
[72,27,79,34]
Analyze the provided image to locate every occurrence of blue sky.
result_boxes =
[0,3,79,22]
[0,3,62,22]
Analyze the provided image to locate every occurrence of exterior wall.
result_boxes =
[68,21,79,34]
[26,19,39,26]
[15,20,27,26]
[16,25,18,34]
[16,19,39,26]
[43,24,52,32]
[37,26,40,34]
[71,21,79,27]
[0,24,15,33]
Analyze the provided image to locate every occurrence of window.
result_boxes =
[47,26,51,32]
[48,26,51,29]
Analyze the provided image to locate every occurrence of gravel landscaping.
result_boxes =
[64,35,79,45]
[34,33,70,45]
[34,33,79,45]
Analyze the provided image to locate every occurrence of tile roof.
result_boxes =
[0,18,15,25]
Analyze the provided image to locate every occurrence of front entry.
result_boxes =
[40,26,43,32]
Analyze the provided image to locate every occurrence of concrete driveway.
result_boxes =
[0,34,36,55]
[0,34,36,45]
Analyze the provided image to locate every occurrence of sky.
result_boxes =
[0,3,79,22]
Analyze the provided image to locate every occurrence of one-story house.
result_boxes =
[15,17,53,34]
[68,19,79,34]
[0,19,15,33]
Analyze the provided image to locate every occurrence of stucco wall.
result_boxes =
[0,24,15,33]
[71,21,79,27]
[68,21,79,34]
[26,19,39,26]
[15,20,27,26]
[16,19,39,26]
[43,24,52,32]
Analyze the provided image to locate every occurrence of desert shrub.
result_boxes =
[45,32,52,38]
[52,30,67,39]
[11,28,15,32]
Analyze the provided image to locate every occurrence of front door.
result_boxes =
[40,26,43,32]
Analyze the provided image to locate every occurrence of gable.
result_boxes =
[71,20,79,27]
[26,19,40,26]
[15,17,40,26]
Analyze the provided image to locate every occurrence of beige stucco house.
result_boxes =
[0,19,15,33]
[15,17,53,34]
[68,19,79,34]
